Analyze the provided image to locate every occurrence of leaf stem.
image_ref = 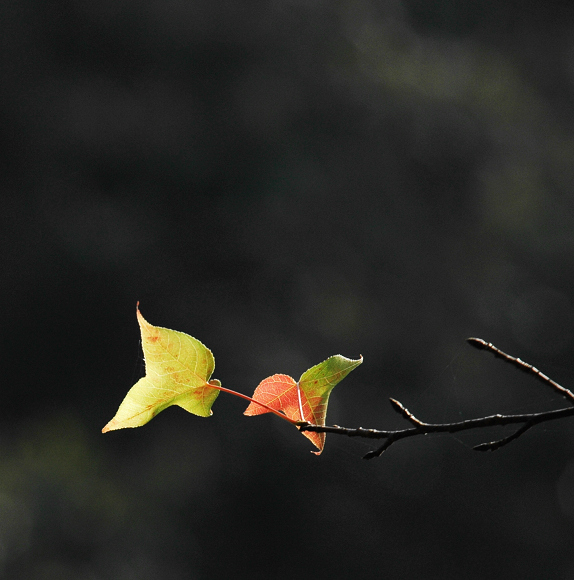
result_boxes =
[207,383,301,425]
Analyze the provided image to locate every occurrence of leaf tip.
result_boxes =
[101,421,114,433]
[135,304,153,333]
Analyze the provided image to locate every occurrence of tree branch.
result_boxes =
[299,338,574,459]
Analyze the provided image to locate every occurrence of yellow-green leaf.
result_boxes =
[299,354,363,433]
[102,306,220,432]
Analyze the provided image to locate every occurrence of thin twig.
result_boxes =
[389,398,427,426]
[466,337,574,404]
[473,422,535,452]
[299,338,574,459]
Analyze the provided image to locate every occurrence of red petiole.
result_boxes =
[207,382,303,426]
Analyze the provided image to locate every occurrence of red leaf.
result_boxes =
[244,375,299,416]
[244,373,321,450]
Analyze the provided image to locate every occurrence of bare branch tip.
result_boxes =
[362,450,378,460]
[473,443,493,452]
[467,337,487,349]
[389,398,405,414]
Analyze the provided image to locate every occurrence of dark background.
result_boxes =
[3,1,574,578]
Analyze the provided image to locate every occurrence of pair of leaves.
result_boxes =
[103,307,362,454]
[243,356,362,453]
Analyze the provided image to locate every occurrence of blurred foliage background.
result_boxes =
[3,0,574,578]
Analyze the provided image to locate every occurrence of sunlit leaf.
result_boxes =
[102,306,220,432]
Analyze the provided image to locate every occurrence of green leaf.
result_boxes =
[244,354,363,453]
[102,306,220,432]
